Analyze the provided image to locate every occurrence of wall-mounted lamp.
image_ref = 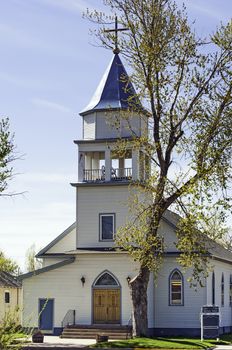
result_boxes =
[81,276,86,286]
[127,276,131,284]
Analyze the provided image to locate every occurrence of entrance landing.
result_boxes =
[61,324,132,340]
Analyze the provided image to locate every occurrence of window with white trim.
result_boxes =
[170,270,183,306]
[99,214,115,241]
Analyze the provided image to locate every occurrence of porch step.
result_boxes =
[60,325,132,340]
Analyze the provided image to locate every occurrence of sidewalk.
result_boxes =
[23,336,96,349]
[22,335,232,350]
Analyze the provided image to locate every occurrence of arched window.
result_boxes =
[230,275,232,307]
[212,271,215,305]
[94,272,119,287]
[169,270,183,306]
[221,273,224,307]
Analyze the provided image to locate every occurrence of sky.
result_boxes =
[0,0,231,272]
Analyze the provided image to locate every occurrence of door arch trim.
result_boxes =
[92,270,121,288]
[92,271,121,324]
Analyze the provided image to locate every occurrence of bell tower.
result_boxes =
[75,52,149,184]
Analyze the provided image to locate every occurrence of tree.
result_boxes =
[25,244,42,272]
[0,251,19,275]
[0,117,15,196]
[88,0,232,336]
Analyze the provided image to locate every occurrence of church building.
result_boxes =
[20,48,232,337]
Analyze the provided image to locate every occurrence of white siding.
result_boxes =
[96,111,119,139]
[76,185,130,248]
[154,257,207,329]
[83,114,95,139]
[46,227,76,254]
[158,221,178,252]
[42,258,64,268]
[206,260,232,328]
[22,254,138,328]
[95,111,143,139]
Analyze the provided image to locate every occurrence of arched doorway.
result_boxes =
[93,271,121,324]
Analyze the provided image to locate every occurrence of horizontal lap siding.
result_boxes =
[154,257,206,329]
[158,221,178,252]
[96,113,119,139]
[22,254,138,328]
[95,111,143,139]
[0,287,21,322]
[207,260,232,327]
[83,114,95,139]
[46,227,76,254]
[77,186,130,248]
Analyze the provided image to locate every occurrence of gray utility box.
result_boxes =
[200,306,220,340]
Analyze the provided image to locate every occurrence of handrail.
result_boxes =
[126,313,133,339]
[83,167,132,182]
[61,309,76,328]
[111,168,132,180]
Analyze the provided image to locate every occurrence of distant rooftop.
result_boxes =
[80,53,142,116]
[0,271,21,288]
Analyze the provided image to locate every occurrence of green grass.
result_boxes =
[219,333,232,343]
[90,336,228,349]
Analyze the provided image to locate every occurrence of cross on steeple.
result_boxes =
[104,16,128,54]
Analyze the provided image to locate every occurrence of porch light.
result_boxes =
[81,276,86,286]
[127,276,131,284]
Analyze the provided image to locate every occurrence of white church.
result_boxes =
[20,50,232,338]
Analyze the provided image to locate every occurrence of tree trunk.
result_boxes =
[130,265,150,337]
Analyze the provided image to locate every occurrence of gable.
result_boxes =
[159,219,178,252]
[36,222,76,257]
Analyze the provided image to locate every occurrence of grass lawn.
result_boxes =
[90,336,232,349]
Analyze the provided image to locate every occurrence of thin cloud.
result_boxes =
[32,97,72,113]
[38,0,100,14]
[20,172,76,184]
[0,71,60,91]
[0,21,78,58]
[188,3,229,21]
[175,0,230,22]
[0,22,52,51]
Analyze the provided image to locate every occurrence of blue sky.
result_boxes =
[0,0,231,271]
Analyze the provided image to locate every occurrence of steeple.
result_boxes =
[80,53,142,116]
[76,42,149,183]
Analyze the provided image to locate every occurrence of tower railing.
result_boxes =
[83,167,132,182]
[83,169,104,182]
[111,168,132,181]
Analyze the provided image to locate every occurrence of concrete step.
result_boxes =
[63,329,129,333]
[61,325,132,340]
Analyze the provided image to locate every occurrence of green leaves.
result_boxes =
[0,251,19,274]
[90,0,232,288]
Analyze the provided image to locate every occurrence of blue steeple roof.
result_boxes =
[80,53,142,116]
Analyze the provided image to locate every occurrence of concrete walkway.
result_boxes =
[23,336,96,349]
[22,335,232,350]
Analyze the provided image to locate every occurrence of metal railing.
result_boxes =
[61,309,76,328]
[111,168,132,181]
[83,168,132,182]
[83,169,104,182]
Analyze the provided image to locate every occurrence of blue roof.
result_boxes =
[80,53,142,116]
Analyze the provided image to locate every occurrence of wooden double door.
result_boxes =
[93,289,120,324]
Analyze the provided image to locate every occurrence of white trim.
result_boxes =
[99,213,115,241]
